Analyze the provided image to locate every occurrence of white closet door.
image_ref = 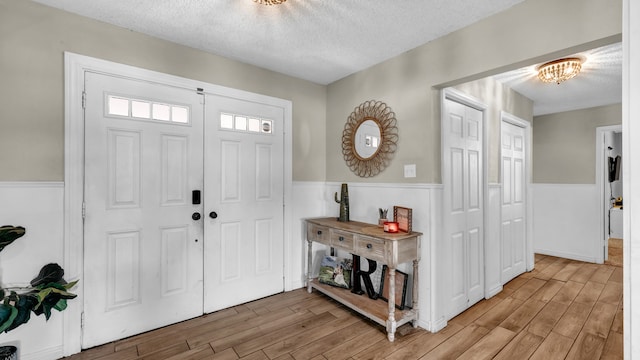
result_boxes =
[501,120,527,284]
[443,96,485,319]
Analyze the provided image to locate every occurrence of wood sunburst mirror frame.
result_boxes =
[341,100,398,177]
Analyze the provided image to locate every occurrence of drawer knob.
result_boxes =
[366,244,372,249]
[339,236,344,241]
[317,230,322,235]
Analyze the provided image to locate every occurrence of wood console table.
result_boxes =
[305,217,421,341]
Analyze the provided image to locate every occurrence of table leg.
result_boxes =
[412,259,419,327]
[386,267,397,341]
[307,239,313,293]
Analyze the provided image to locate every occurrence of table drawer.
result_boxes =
[307,223,329,245]
[356,235,386,262]
[330,230,355,252]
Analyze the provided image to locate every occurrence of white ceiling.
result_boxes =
[33,0,621,116]
[493,42,622,116]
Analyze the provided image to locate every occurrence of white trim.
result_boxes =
[533,248,599,264]
[0,181,63,188]
[595,125,622,264]
[499,112,534,273]
[325,181,443,190]
[64,52,293,355]
[622,1,635,355]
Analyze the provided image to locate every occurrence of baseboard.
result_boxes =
[21,345,63,360]
[421,317,447,333]
[485,284,504,299]
[534,248,600,264]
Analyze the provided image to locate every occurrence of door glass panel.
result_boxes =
[235,116,247,131]
[153,103,171,121]
[221,113,234,129]
[172,106,189,124]
[248,118,261,132]
[131,100,151,119]
[108,96,129,117]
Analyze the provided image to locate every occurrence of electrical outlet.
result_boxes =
[404,164,416,178]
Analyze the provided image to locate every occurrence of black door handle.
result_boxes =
[192,212,201,221]
[209,211,218,219]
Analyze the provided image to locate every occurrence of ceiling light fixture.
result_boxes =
[253,0,286,5]
[537,57,582,84]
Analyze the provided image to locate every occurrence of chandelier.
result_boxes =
[537,58,582,84]
[253,0,286,4]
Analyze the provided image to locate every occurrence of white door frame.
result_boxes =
[500,112,534,272]
[63,52,293,356]
[596,124,623,264]
[440,87,487,320]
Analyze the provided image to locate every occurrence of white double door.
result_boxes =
[442,95,485,319]
[500,120,527,284]
[82,73,284,348]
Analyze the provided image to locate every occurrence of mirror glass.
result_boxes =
[354,119,381,159]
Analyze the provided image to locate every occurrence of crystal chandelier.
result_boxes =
[253,0,286,5]
[537,58,582,84]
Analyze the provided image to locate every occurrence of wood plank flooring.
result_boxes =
[63,254,623,360]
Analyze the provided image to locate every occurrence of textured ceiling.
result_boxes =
[32,0,621,115]
[32,0,525,85]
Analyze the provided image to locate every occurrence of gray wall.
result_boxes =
[0,0,327,181]
[326,0,621,184]
[533,104,622,184]
[0,0,623,185]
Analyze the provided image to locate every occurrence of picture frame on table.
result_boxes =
[378,265,409,310]
[393,206,412,233]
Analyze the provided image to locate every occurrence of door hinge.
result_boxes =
[81,312,85,328]
[82,91,87,109]
[82,202,86,219]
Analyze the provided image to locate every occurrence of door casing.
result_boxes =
[596,124,623,264]
[63,52,293,355]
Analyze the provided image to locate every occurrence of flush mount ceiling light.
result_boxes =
[253,0,286,5]
[537,57,582,84]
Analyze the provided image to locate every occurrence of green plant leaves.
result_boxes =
[0,223,80,332]
[30,263,65,287]
[0,260,79,331]
[31,279,77,321]
[5,295,37,332]
[0,304,18,333]
[0,225,25,252]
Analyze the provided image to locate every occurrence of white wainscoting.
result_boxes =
[0,182,65,360]
[531,183,601,263]
[1,179,517,358]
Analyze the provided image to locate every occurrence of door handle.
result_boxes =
[192,212,201,221]
[209,211,218,219]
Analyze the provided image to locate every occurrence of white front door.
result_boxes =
[83,72,204,348]
[442,94,485,319]
[501,120,527,284]
[203,95,285,312]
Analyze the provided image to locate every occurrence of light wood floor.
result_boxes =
[64,254,623,360]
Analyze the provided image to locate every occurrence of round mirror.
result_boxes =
[342,100,398,177]
[354,119,381,160]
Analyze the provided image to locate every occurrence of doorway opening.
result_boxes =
[597,125,623,266]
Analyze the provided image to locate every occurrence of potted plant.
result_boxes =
[0,225,77,334]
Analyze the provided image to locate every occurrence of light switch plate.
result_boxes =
[404,164,416,178]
